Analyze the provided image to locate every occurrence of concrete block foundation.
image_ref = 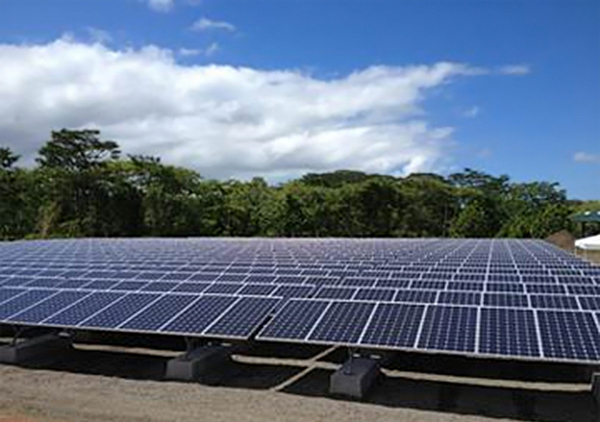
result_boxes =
[165,344,232,381]
[0,332,72,364]
[329,357,380,399]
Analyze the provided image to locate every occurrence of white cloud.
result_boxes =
[191,17,236,32]
[178,48,203,57]
[86,27,112,44]
[178,43,219,58]
[574,152,600,163]
[0,39,506,179]
[463,106,480,118]
[147,0,174,12]
[205,42,219,57]
[499,64,530,75]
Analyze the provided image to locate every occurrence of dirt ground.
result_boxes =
[0,340,596,422]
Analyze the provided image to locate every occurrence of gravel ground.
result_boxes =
[0,343,596,422]
[0,364,526,422]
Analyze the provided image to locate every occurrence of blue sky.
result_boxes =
[0,0,598,199]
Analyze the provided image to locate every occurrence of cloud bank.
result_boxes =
[0,38,503,179]
[574,152,600,163]
[190,17,236,32]
[147,0,174,12]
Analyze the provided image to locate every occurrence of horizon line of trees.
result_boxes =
[0,129,596,241]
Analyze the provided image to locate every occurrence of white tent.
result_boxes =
[575,234,600,251]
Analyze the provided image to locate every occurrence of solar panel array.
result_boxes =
[1,238,600,363]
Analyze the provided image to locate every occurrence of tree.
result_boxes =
[35,129,136,237]
[37,129,120,171]
[0,147,19,170]
[450,198,500,238]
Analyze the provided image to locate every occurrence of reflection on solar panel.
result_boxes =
[1,238,600,363]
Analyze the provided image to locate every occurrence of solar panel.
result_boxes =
[161,295,238,335]
[537,311,600,361]
[360,303,425,348]
[204,297,280,339]
[258,299,330,341]
[120,294,198,332]
[308,301,375,344]
[416,306,478,353]
[80,293,160,328]
[6,291,90,324]
[45,292,125,326]
[1,238,600,364]
[479,308,540,357]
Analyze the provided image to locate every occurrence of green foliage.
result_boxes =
[0,129,583,240]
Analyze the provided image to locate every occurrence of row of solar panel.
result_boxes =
[4,282,600,312]
[2,256,596,268]
[0,288,279,339]
[0,240,583,258]
[1,266,599,284]
[1,258,593,265]
[3,274,600,293]
[257,300,600,362]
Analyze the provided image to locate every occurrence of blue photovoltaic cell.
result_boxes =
[314,287,356,300]
[257,299,329,340]
[530,295,579,310]
[45,292,126,325]
[537,311,600,361]
[486,283,525,293]
[354,288,396,302]
[557,276,594,284]
[360,303,425,348]
[6,290,89,323]
[479,308,540,357]
[438,291,481,306]
[245,275,277,284]
[205,297,280,338]
[308,301,375,344]
[140,281,178,292]
[306,276,340,287]
[446,281,485,292]
[110,281,148,291]
[237,284,277,296]
[411,280,446,290]
[2,277,33,287]
[57,278,91,289]
[120,294,198,331]
[0,289,58,319]
[275,276,306,284]
[188,273,219,282]
[83,280,120,290]
[374,278,410,289]
[272,284,314,298]
[417,306,478,353]
[173,282,211,293]
[216,274,247,283]
[340,277,377,288]
[80,293,160,328]
[161,272,192,281]
[578,296,600,311]
[394,289,437,304]
[162,295,238,334]
[568,285,600,295]
[0,288,27,304]
[525,284,566,294]
[484,293,529,308]
[204,283,243,295]
[25,278,63,288]
[136,272,168,280]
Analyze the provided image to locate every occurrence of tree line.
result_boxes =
[0,129,592,240]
